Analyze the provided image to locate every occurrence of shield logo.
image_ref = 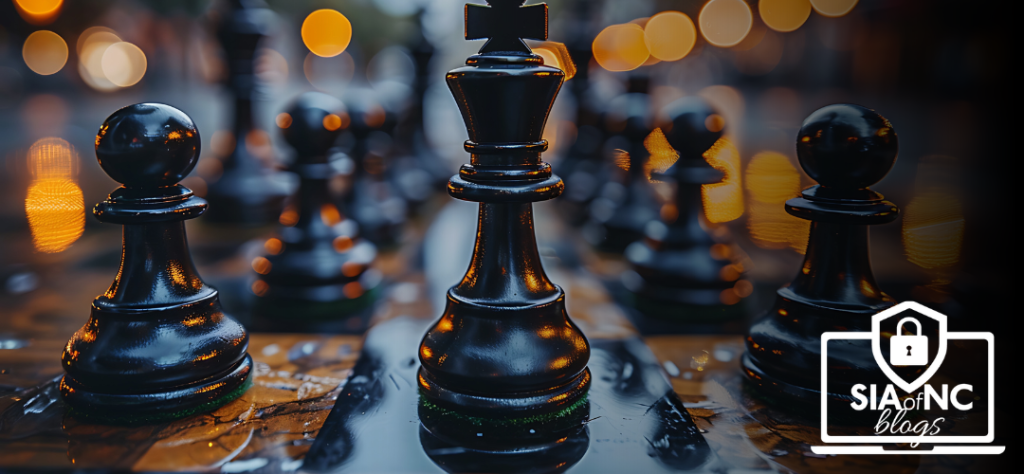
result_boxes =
[871,301,947,393]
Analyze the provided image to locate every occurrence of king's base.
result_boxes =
[60,355,253,426]
[302,317,722,473]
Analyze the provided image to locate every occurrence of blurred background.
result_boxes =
[0,0,1012,338]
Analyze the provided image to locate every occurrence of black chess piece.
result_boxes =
[583,76,660,253]
[391,9,451,209]
[341,90,407,247]
[60,103,253,423]
[204,0,293,225]
[250,92,379,324]
[417,0,590,432]
[623,97,749,318]
[742,104,899,406]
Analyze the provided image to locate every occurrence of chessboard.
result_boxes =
[0,0,1012,473]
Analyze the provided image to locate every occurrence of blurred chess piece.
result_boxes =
[584,76,660,253]
[417,0,590,446]
[204,0,294,226]
[390,8,451,210]
[742,104,900,406]
[623,97,749,318]
[251,92,379,326]
[342,89,407,247]
[61,103,252,423]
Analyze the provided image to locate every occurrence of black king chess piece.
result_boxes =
[60,104,253,423]
[251,92,379,325]
[742,104,899,406]
[624,97,749,318]
[417,0,591,444]
[204,0,293,225]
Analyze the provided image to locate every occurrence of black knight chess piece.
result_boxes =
[583,76,661,253]
[742,104,900,406]
[204,0,293,225]
[60,103,253,423]
[250,92,379,326]
[623,97,749,318]
[417,0,591,444]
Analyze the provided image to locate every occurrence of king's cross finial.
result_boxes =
[465,1,547,55]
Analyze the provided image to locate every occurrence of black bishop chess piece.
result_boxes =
[417,0,591,446]
[623,97,749,319]
[203,0,293,225]
[341,90,407,248]
[250,92,380,328]
[60,103,253,424]
[742,104,900,407]
[583,76,661,253]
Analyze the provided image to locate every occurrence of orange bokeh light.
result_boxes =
[14,0,63,24]
[533,42,576,80]
[644,11,697,62]
[810,0,859,18]
[301,9,353,58]
[22,30,68,76]
[702,137,743,223]
[592,24,649,72]
[699,0,753,48]
[760,0,813,32]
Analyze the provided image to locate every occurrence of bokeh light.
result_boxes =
[101,42,147,87]
[810,0,859,18]
[592,24,649,72]
[759,0,812,32]
[533,42,576,80]
[699,0,753,48]
[702,137,743,223]
[14,0,63,24]
[644,12,697,62]
[745,151,809,253]
[22,31,68,76]
[24,137,84,254]
[903,156,964,271]
[302,9,353,58]
[78,28,123,91]
[643,128,679,180]
[28,137,78,179]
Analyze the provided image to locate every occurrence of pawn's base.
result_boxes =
[60,355,253,426]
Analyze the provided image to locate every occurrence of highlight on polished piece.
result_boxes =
[416,0,591,444]
[59,103,253,424]
[742,103,900,406]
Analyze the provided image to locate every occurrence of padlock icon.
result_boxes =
[890,317,928,366]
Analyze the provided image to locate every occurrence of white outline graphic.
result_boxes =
[813,301,1003,455]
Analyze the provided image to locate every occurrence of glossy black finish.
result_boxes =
[583,84,660,253]
[341,90,407,247]
[743,104,900,404]
[251,92,379,321]
[418,3,590,416]
[304,317,717,473]
[61,104,251,422]
[624,97,745,318]
[204,0,293,226]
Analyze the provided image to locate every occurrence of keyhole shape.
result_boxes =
[906,345,912,356]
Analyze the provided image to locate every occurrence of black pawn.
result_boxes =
[251,92,379,323]
[61,103,253,423]
[584,76,660,253]
[624,97,748,316]
[204,0,293,225]
[742,104,900,405]
[418,0,590,433]
[342,91,407,247]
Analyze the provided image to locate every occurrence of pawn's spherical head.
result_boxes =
[280,92,347,159]
[797,104,898,190]
[659,97,725,159]
[95,103,201,188]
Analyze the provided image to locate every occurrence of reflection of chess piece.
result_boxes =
[742,104,899,405]
[417,0,590,439]
[624,97,749,318]
[61,104,252,423]
[584,77,660,253]
[251,92,379,324]
[342,90,407,247]
[204,0,294,225]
